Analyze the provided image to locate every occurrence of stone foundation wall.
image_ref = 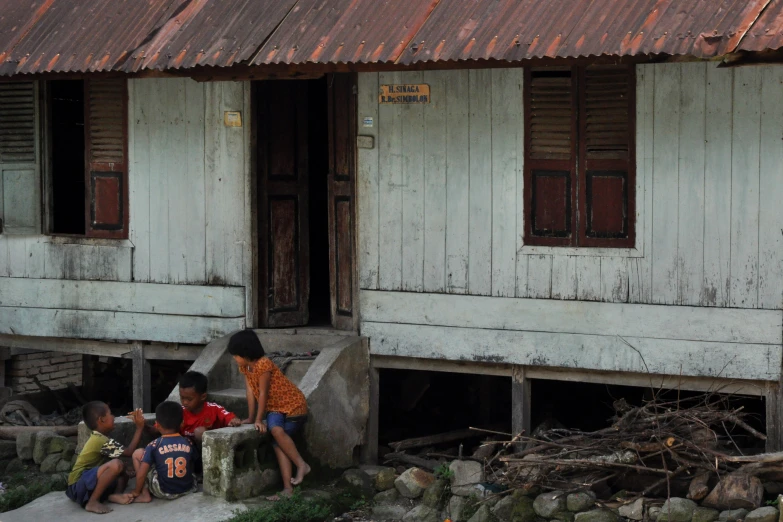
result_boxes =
[7,352,83,393]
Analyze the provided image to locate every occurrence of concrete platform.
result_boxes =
[1,490,247,521]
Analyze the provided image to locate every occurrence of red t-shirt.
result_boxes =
[181,402,236,437]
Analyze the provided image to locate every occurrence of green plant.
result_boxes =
[0,475,66,513]
[225,492,332,522]
[434,463,454,480]
[766,498,780,506]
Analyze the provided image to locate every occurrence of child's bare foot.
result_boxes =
[291,462,310,486]
[266,488,293,501]
[85,500,113,514]
[108,493,134,505]
[133,489,152,503]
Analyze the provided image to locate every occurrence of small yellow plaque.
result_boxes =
[224,111,242,127]
[379,84,430,104]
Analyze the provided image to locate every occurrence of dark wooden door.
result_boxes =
[257,81,310,327]
[327,74,357,330]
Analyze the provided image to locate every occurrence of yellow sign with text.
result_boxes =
[379,84,430,104]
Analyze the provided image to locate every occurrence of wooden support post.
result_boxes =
[512,366,531,453]
[361,366,380,464]
[132,343,151,413]
[766,382,783,452]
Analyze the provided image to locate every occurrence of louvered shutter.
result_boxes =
[85,78,127,238]
[0,81,40,235]
[578,66,635,247]
[524,69,577,246]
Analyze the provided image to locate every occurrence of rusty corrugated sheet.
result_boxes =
[738,0,783,51]
[0,0,183,76]
[252,0,441,65]
[400,0,772,64]
[1,0,783,75]
[125,0,299,71]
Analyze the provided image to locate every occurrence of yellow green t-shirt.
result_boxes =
[67,431,124,485]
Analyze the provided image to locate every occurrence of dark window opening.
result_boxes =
[49,80,86,235]
[378,369,511,455]
[308,78,331,326]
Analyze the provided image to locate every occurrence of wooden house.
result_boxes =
[1,0,783,452]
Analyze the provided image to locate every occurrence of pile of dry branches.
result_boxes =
[486,393,781,497]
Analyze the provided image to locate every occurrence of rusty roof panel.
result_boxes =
[126,0,299,71]
[401,0,771,64]
[253,0,441,65]
[0,0,183,76]
[738,0,783,51]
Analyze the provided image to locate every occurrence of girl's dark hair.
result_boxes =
[227,329,265,361]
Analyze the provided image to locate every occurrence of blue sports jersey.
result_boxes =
[141,434,194,495]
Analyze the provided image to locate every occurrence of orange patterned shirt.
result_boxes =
[239,357,308,417]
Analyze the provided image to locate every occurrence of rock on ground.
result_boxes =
[0,440,18,460]
[372,503,409,521]
[692,507,720,522]
[374,467,397,491]
[618,498,645,520]
[717,508,750,522]
[534,491,568,518]
[403,504,439,522]
[574,509,620,522]
[421,478,449,509]
[448,495,468,522]
[32,432,57,464]
[658,498,698,522]
[48,436,70,455]
[395,467,435,499]
[468,504,493,522]
[340,468,374,496]
[568,491,597,512]
[39,453,61,474]
[374,488,400,503]
[450,460,484,497]
[703,475,764,511]
[745,506,779,522]
[16,431,37,461]
[55,459,72,472]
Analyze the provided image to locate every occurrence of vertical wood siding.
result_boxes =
[130,78,251,287]
[357,63,783,310]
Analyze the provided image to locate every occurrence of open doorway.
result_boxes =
[255,75,357,330]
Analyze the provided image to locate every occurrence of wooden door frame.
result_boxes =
[250,75,360,331]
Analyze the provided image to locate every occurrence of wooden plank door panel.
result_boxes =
[258,81,310,327]
[327,74,357,330]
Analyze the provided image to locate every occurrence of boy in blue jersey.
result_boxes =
[130,401,197,502]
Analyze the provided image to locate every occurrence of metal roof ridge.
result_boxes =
[392,0,447,65]
[733,0,775,53]
[245,0,305,67]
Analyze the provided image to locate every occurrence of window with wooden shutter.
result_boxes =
[524,65,635,248]
[0,81,41,235]
[85,78,128,238]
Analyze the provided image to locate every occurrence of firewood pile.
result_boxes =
[486,394,781,501]
[385,391,783,505]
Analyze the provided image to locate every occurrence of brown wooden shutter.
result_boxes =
[84,78,128,239]
[578,66,635,247]
[0,81,41,235]
[524,68,577,246]
[0,82,36,164]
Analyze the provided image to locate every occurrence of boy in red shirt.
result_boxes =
[179,371,241,445]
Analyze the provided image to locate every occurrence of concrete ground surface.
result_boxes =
[0,490,248,521]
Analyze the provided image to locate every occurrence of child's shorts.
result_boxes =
[65,467,117,507]
[266,412,306,446]
[146,468,198,500]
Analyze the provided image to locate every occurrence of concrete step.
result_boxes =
[209,388,247,419]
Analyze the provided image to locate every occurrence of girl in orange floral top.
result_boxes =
[228,329,310,499]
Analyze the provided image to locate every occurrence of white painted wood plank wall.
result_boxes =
[357,63,783,310]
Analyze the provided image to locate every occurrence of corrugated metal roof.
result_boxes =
[0,0,182,76]
[738,0,783,52]
[0,0,782,76]
[125,0,299,71]
[252,0,440,65]
[400,0,772,64]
